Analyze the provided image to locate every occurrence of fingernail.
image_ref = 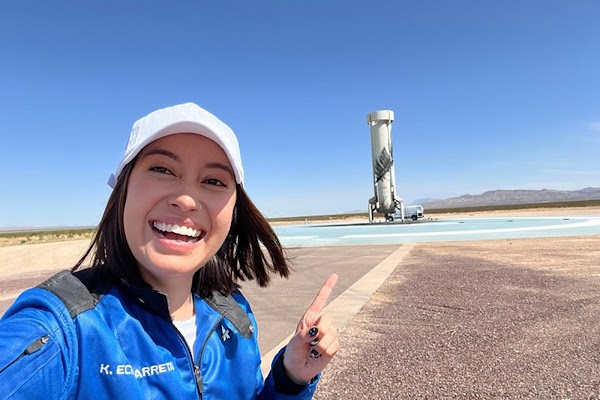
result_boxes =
[310,338,319,346]
[309,349,321,359]
[308,327,319,337]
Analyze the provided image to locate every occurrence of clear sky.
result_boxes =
[1,1,599,228]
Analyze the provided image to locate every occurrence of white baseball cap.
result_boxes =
[108,102,244,188]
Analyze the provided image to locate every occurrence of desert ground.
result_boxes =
[314,233,600,399]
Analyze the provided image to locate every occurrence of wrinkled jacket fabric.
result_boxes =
[0,270,317,399]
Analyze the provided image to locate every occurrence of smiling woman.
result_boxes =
[0,103,339,399]
[122,134,239,311]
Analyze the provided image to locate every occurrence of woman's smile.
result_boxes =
[151,220,205,244]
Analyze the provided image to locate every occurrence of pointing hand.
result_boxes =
[282,273,340,384]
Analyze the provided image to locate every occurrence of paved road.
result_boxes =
[241,244,402,355]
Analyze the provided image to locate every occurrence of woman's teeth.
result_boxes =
[153,222,201,238]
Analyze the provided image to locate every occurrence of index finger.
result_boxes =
[305,273,338,316]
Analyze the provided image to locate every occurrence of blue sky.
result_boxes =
[1,1,599,228]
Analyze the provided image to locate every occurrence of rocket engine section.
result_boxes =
[367,110,403,223]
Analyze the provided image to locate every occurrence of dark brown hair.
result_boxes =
[73,159,290,297]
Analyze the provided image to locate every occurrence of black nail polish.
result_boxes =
[309,349,320,359]
[308,327,318,337]
[310,338,319,346]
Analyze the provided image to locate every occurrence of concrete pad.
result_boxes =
[257,244,414,376]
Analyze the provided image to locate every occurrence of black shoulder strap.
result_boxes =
[204,291,253,338]
[37,270,98,319]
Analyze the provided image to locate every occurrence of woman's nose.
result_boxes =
[168,187,202,212]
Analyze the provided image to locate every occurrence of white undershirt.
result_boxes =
[173,315,197,360]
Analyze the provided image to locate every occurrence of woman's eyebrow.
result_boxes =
[142,148,179,161]
[205,162,234,177]
[141,149,233,176]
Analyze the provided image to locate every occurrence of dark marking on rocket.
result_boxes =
[374,148,393,183]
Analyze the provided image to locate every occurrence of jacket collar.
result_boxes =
[121,284,173,322]
[119,282,253,338]
[204,291,253,338]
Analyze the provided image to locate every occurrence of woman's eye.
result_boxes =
[149,166,173,175]
[204,178,225,187]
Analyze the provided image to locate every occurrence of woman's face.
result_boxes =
[123,133,237,290]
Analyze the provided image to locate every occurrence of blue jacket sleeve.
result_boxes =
[259,347,320,400]
[0,289,77,400]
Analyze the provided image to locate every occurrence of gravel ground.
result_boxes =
[314,236,600,399]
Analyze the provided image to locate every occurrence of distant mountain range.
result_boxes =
[420,187,600,209]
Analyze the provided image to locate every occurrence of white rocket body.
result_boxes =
[367,110,403,222]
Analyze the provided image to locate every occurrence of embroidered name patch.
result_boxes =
[99,362,175,378]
